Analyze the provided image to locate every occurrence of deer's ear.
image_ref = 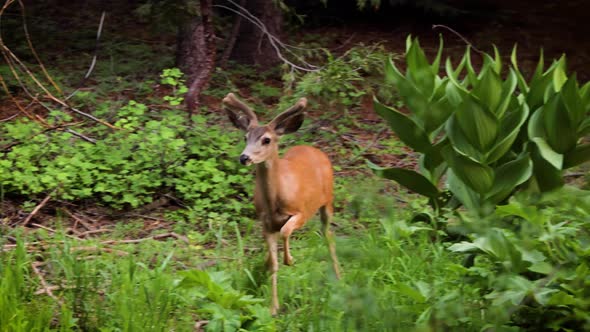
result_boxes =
[222,93,258,131]
[270,98,307,135]
[225,108,251,131]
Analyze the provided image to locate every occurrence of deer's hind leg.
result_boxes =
[320,204,341,279]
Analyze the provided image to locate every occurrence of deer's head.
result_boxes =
[222,93,307,166]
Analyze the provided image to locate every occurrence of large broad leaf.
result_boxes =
[443,146,494,194]
[491,45,502,74]
[445,51,469,88]
[385,57,405,86]
[444,78,464,106]
[563,143,590,169]
[528,108,563,169]
[579,117,590,136]
[560,75,584,125]
[510,46,530,93]
[526,52,554,111]
[580,81,590,113]
[419,138,449,183]
[551,56,568,91]
[542,94,578,154]
[367,161,440,200]
[495,68,519,118]
[446,169,480,211]
[473,67,503,113]
[486,103,529,163]
[374,98,432,153]
[385,59,431,122]
[423,95,454,134]
[406,38,435,96]
[455,95,499,152]
[446,116,486,162]
[431,35,444,74]
[464,48,478,87]
[530,145,564,192]
[486,153,533,204]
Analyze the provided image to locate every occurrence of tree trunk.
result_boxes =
[229,0,283,69]
[176,0,216,115]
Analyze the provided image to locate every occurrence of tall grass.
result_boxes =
[2,182,588,331]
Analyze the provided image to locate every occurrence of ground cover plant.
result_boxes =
[1,1,590,331]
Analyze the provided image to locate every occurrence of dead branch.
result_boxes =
[34,285,60,295]
[0,1,117,130]
[30,223,81,240]
[16,0,63,95]
[21,190,55,225]
[63,209,94,231]
[79,229,111,237]
[31,261,64,306]
[101,232,190,245]
[66,11,106,100]
[214,0,320,72]
[432,24,485,55]
[71,246,129,256]
[0,113,18,122]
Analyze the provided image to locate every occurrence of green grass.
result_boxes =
[0,178,481,331]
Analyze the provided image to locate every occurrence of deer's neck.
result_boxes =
[256,151,281,213]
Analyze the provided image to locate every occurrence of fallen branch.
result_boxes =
[31,261,64,306]
[63,209,94,231]
[79,229,112,237]
[71,246,129,256]
[30,223,81,240]
[101,232,190,245]
[0,113,17,122]
[21,190,55,225]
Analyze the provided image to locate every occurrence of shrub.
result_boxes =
[0,69,251,218]
[449,187,590,330]
[370,36,590,216]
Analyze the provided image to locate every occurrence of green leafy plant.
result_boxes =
[179,270,274,331]
[371,36,590,216]
[160,67,188,106]
[284,44,392,108]
[449,187,590,330]
[0,69,251,216]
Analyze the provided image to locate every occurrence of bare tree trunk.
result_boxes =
[177,0,216,118]
[229,0,283,69]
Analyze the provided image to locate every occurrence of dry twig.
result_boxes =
[21,190,55,225]
[31,262,64,306]
[101,232,190,245]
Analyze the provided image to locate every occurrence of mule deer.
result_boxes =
[222,93,341,315]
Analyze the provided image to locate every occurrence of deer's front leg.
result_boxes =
[279,213,306,266]
[264,230,280,315]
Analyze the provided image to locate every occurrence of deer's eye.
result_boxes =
[262,137,271,145]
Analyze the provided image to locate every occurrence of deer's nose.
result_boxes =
[239,154,251,165]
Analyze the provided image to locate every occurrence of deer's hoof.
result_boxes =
[284,255,294,266]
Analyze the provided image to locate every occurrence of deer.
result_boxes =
[222,93,341,315]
